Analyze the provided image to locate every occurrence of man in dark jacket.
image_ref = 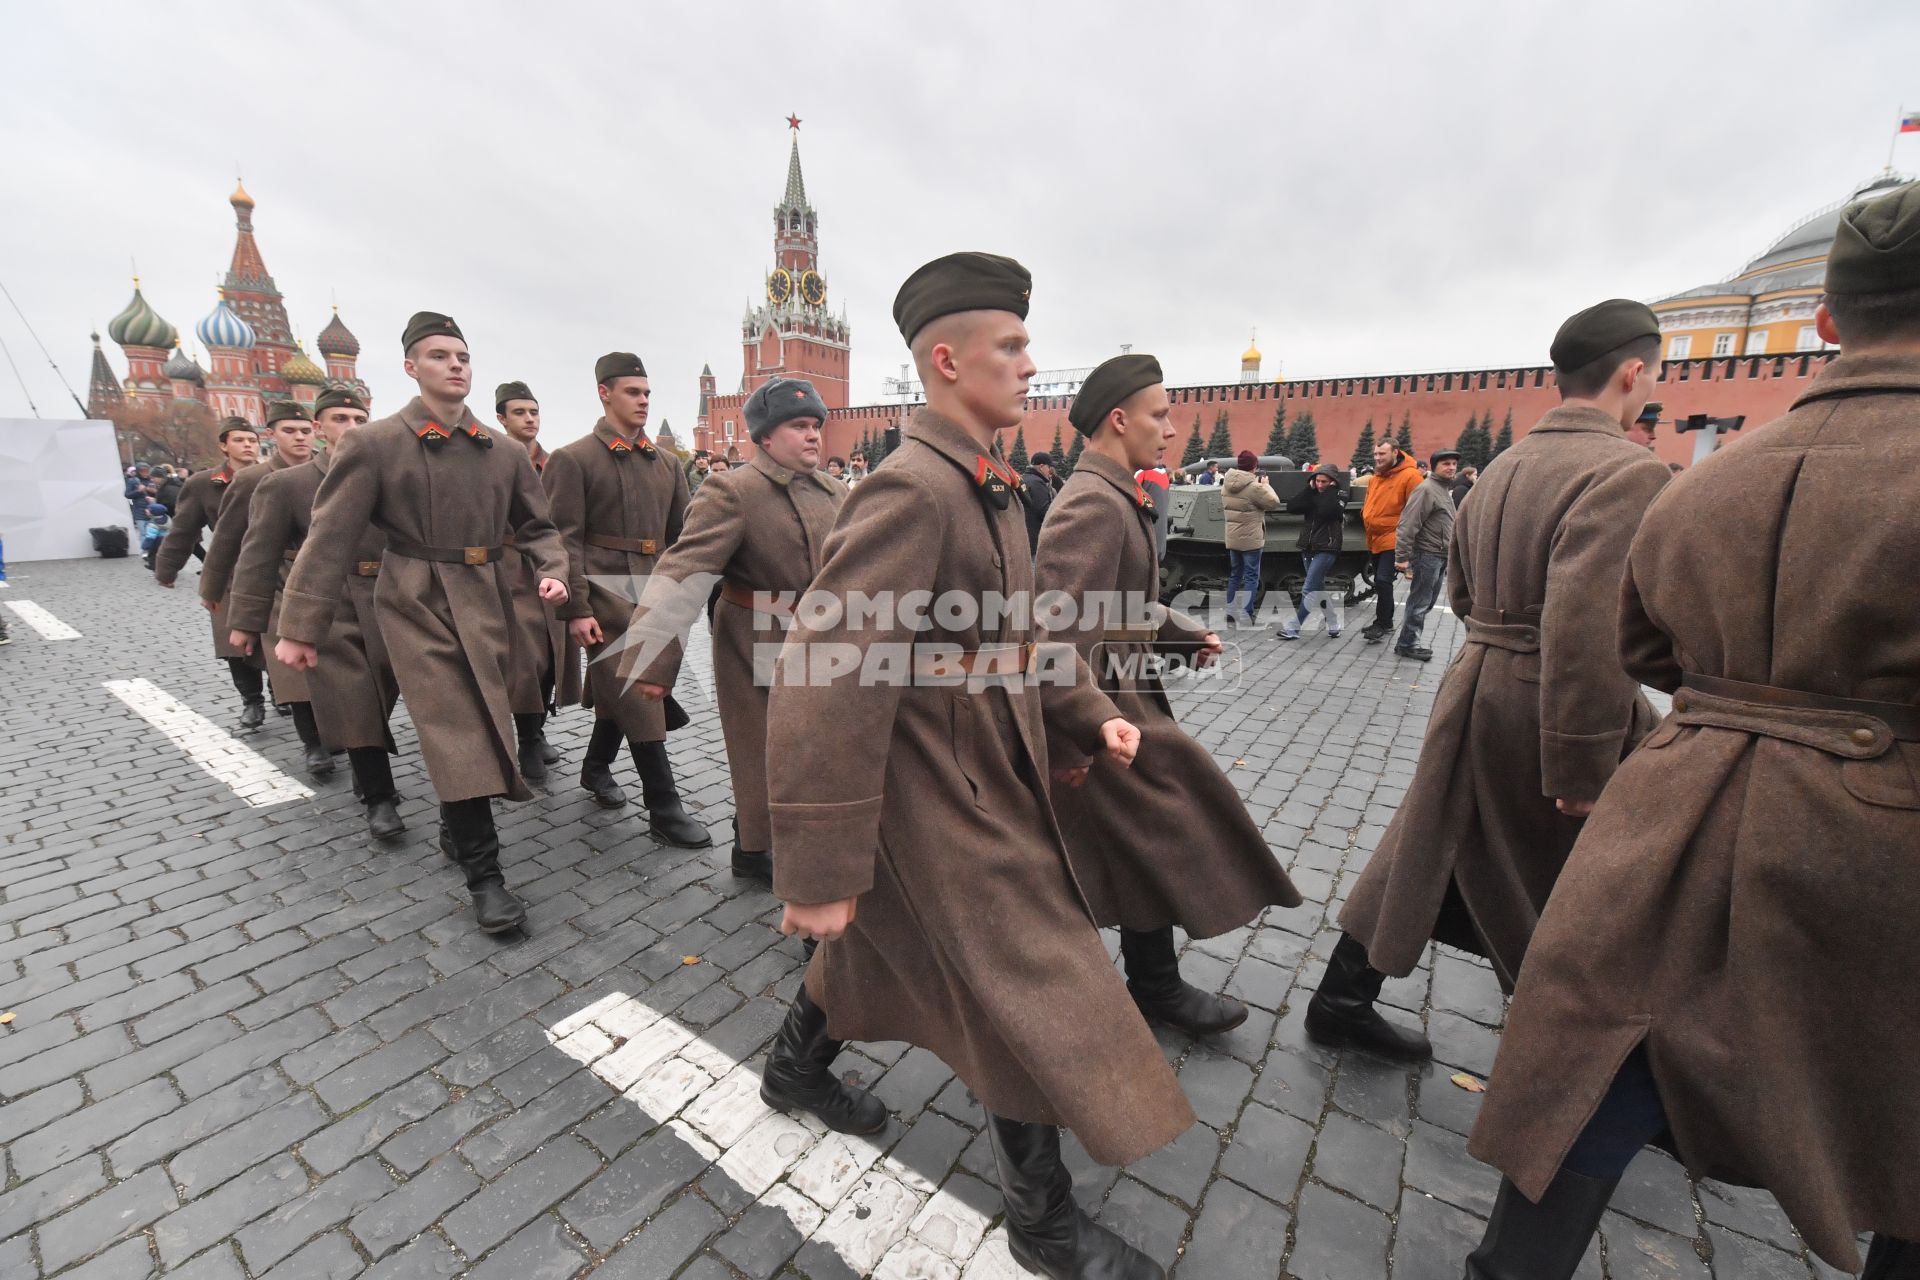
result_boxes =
[1277,462,1348,639]
[1019,450,1055,552]
[1392,449,1459,661]
[155,468,186,515]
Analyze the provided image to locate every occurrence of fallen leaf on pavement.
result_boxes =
[0,1012,14,1025]
[681,956,702,966]
[1450,1072,1485,1093]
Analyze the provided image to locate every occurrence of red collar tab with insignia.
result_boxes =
[416,420,452,447]
[212,466,233,485]
[1133,478,1156,512]
[605,433,654,459]
[973,454,1017,511]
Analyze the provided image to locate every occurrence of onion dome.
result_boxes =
[106,279,178,349]
[282,344,326,386]
[197,292,255,350]
[1241,334,1262,365]
[164,342,204,385]
[230,179,255,211]
[315,306,359,358]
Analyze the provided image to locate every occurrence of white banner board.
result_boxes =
[0,418,129,562]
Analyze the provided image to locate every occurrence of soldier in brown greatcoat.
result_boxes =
[542,352,710,849]
[154,418,264,727]
[200,402,329,772]
[1035,354,1303,1038]
[275,312,570,936]
[227,388,403,841]
[767,254,1189,1280]
[493,380,566,782]
[626,376,847,884]
[1460,187,1920,1280]
[1305,300,1672,1064]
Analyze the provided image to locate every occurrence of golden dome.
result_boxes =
[230,179,255,210]
[282,344,327,386]
[1241,333,1262,365]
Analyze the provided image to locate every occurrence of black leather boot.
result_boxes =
[1463,1170,1619,1280]
[514,712,548,783]
[732,845,773,884]
[580,719,625,807]
[229,659,266,729]
[1306,933,1433,1061]
[759,986,887,1134]
[1864,1236,1920,1279]
[238,698,266,730]
[534,711,561,764]
[349,748,403,839]
[631,739,712,848]
[291,703,333,775]
[1120,927,1248,1036]
[984,1113,1163,1280]
[440,798,526,934]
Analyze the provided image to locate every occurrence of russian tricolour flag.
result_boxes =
[1902,110,1920,134]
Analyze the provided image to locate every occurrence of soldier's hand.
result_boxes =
[1050,765,1091,788]
[570,617,604,645]
[202,598,219,614]
[634,682,668,701]
[538,577,570,604]
[275,638,319,671]
[780,898,857,943]
[1099,717,1141,768]
[1196,632,1224,669]
[1555,797,1595,818]
[228,630,255,656]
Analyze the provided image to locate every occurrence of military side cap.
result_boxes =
[1069,353,1164,436]
[746,377,830,441]
[595,352,648,385]
[217,416,255,441]
[313,386,367,416]
[401,311,464,353]
[266,400,312,425]
[1550,299,1660,370]
[495,380,536,409]
[1637,400,1663,425]
[893,252,1031,343]
[1826,182,1920,295]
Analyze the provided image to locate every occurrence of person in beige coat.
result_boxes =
[493,380,566,783]
[1460,187,1920,1280]
[200,402,325,771]
[227,388,402,840]
[154,419,263,727]
[627,377,847,884]
[1219,450,1278,625]
[542,353,709,849]
[767,253,1186,1280]
[1311,300,1672,1065]
[1035,354,1303,1039]
[276,312,570,936]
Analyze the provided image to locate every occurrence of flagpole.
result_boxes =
[1891,104,1903,174]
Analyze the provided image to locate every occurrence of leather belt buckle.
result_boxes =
[463,546,488,565]
[356,561,381,577]
[640,539,658,556]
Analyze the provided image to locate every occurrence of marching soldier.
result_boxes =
[275,312,571,936]
[766,253,1188,1280]
[494,380,566,782]
[1035,354,1302,1038]
[226,388,403,840]
[626,376,847,885]
[1461,188,1920,1280]
[1308,300,1672,1061]
[200,402,328,771]
[542,353,709,848]
[154,418,264,728]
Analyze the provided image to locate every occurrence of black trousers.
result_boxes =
[225,657,263,701]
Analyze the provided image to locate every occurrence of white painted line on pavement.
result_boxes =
[104,678,314,807]
[546,990,1020,1278]
[4,600,81,640]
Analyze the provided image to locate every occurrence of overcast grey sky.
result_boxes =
[3,1,1916,447]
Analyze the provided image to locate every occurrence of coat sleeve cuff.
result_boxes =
[227,591,273,635]
[768,797,882,904]
[1540,728,1629,802]
[276,589,337,645]
[1157,606,1211,651]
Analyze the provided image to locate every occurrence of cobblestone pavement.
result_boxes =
[0,556,1852,1279]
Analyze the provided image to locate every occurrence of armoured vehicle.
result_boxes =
[1158,456,1376,611]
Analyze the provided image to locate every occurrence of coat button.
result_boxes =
[1671,694,1690,713]
[992,553,1002,568]
[1851,727,1877,746]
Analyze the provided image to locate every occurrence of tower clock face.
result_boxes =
[767,269,793,305]
[799,270,826,306]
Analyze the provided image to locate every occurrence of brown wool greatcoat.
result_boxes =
[200,453,304,694]
[1035,450,1303,935]
[630,452,846,852]
[227,454,398,751]
[544,419,689,742]
[1340,405,1671,987]
[154,464,246,659]
[279,398,568,804]
[766,409,1195,1168]
[500,438,566,715]
[1468,354,1920,1272]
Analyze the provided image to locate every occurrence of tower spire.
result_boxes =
[781,117,808,211]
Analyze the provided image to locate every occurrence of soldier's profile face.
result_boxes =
[316,407,368,447]
[497,399,541,444]
[405,338,471,401]
[223,432,259,464]
[1116,384,1174,469]
[950,314,1035,432]
[599,377,651,433]
[274,418,316,462]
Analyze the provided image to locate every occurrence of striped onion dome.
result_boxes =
[282,344,326,385]
[316,306,359,358]
[107,280,178,349]
[164,343,204,385]
[197,293,255,350]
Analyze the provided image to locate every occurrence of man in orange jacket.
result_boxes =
[1360,437,1424,641]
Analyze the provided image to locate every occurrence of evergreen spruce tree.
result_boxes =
[1181,415,1204,468]
[1454,413,1480,467]
[1008,427,1029,471]
[1350,419,1377,471]
[1287,411,1321,465]
[1049,423,1066,464]
[1492,409,1513,461]
[1062,431,1086,476]
[1263,405,1290,456]
[1395,413,1414,455]
[1205,408,1235,459]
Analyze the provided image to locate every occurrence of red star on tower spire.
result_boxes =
[786,113,802,131]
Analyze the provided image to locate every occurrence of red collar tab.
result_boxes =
[417,420,452,444]
[605,434,655,459]
[1133,479,1155,511]
[212,467,232,484]
[974,454,1017,489]
[973,454,1015,511]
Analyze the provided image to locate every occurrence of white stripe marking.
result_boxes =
[104,678,314,807]
[5,600,81,640]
